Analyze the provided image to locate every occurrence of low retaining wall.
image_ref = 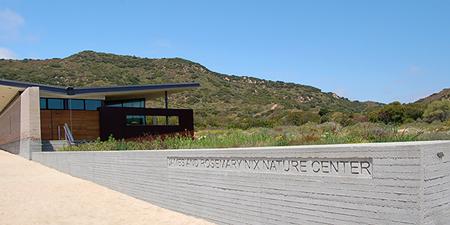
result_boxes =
[32,141,450,225]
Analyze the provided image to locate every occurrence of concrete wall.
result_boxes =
[0,87,41,158]
[19,87,42,159]
[422,143,450,224]
[32,141,450,225]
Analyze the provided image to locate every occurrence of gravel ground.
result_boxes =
[0,150,214,225]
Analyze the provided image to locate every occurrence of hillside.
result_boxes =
[0,51,380,128]
[416,89,450,104]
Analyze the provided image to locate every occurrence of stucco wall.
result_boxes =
[0,94,21,154]
[32,141,450,225]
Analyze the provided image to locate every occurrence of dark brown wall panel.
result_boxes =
[99,107,194,140]
[40,110,99,140]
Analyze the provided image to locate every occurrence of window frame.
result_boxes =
[39,98,104,111]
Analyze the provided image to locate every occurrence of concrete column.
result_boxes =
[19,87,41,159]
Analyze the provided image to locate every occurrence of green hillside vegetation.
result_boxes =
[0,51,380,128]
[367,99,450,124]
[64,99,450,151]
[1,51,449,150]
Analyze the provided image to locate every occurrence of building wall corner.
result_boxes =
[19,87,41,159]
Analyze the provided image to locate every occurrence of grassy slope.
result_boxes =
[0,50,380,127]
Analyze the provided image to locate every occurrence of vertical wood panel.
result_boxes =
[40,110,52,140]
[40,110,99,140]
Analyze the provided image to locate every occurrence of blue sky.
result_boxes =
[0,0,449,103]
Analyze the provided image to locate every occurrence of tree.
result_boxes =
[368,102,424,124]
[423,99,450,122]
[404,104,424,121]
[372,102,406,124]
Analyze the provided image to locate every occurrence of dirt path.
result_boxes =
[0,150,214,225]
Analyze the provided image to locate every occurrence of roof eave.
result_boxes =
[0,79,200,96]
[73,82,200,95]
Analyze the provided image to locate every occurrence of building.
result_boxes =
[0,79,199,158]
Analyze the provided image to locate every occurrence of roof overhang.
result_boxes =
[0,79,200,112]
[0,85,22,113]
[38,83,200,100]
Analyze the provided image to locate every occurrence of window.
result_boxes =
[126,115,146,126]
[167,116,179,125]
[147,116,179,125]
[68,99,84,110]
[85,100,102,110]
[47,99,64,109]
[123,99,144,108]
[148,116,167,125]
[126,115,179,126]
[40,98,103,110]
[105,102,122,107]
[106,99,145,108]
[40,98,47,109]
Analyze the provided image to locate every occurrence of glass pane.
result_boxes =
[145,116,179,125]
[123,99,144,108]
[146,116,164,125]
[40,98,47,109]
[127,115,179,126]
[168,116,179,125]
[126,115,146,126]
[68,99,84,110]
[105,101,122,107]
[47,99,64,109]
[85,100,102,110]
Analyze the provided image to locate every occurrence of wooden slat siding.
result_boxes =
[40,110,100,140]
[40,110,52,140]
[33,142,450,225]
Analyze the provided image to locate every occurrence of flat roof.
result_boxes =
[0,79,200,95]
[0,79,200,112]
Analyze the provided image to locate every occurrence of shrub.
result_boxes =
[423,99,450,122]
[329,112,354,126]
[369,102,425,125]
[285,110,320,126]
[61,121,448,152]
